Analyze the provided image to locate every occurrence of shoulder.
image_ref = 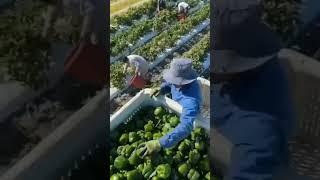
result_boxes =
[190,80,201,90]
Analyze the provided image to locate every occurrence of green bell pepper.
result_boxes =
[117,146,126,156]
[114,156,129,170]
[156,164,171,179]
[110,173,124,180]
[195,141,205,152]
[144,121,154,132]
[187,169,200,180]
[144,132,153,140]
[205,172,210,180]
[191,132,196,141]
[154,107,165,117]
[129,151,142,166]
[178,163,190,177]
[162,115,168,122]
[129,132,140,143]
[199,158,210,172]
[126,169,143,180]
[137,164,144,173]
[189,149,200,164]
[153,132,162,140]
[194,127,205,138]
[142,162,154,178]
[131,140,143,148]
[169,116,180,127]
[164,149,173,156]
[136,130,145,139]
[162,123,172,134]
[125,145,135,157]
[173,151,183,164]
[119,133,129,145]
[178,139,191,152]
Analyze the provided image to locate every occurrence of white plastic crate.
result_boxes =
[110,77,210,132]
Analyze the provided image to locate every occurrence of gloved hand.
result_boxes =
[150,87,161,97]
[137,140,161,158]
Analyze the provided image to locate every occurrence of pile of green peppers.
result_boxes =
[110,106,219,180]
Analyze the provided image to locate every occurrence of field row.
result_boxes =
[110,4,209,90]
[110,1,205,63]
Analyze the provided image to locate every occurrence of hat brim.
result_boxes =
[163,68,198,85]
[212,50,276,74]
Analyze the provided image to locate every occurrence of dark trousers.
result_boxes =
[212,59,294,179]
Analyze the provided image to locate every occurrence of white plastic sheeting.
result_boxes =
[203,53,210,69]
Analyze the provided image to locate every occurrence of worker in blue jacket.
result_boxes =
[137,58,202,156]
[212,0,294,179]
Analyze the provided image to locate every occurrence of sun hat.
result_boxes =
[163,58,198,85]
[213,0,283,74]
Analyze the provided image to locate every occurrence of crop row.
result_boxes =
[111,10,178,56]
[0,0,81,89]
[110,0,157,32]
[110,1,205,60]
[182,32,209,72]
[134,4,210,62]
[110,5,209,89]
[110,0,202,34]
[0,0,51,89]
[111,30,209,91]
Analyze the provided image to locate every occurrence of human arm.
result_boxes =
[133,61,141,76]
[150,81,171,97]
[123,63,128,74]
[42,4,60,38]
[159,99,200,148]
[137,99,200,157]
[80,0,96,42]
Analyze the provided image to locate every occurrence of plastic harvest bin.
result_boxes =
[110,77,210,132]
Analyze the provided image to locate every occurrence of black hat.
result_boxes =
[213,0,283,74]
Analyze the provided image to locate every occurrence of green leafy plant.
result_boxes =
[183,33,209,72]
[262,0,302,42]
[0,0,50,89]
[135,5,209,61]
[110,62,126,89]
[111,0,157,28]
[111,9,177,57]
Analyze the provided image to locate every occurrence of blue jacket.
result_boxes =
[158,80,202,148]
[212,59,294,180]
